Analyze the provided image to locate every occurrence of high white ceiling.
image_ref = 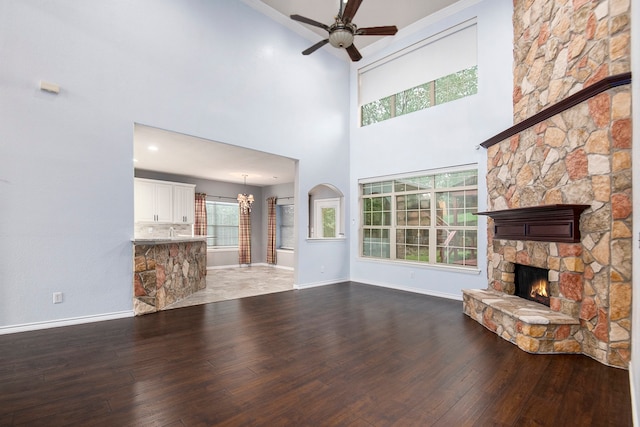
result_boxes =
[259,0,461,50]
[134,1,460,186]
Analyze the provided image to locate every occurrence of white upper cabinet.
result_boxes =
[173,183,195,224]
[134,179,173,223]
[135,178,195,224]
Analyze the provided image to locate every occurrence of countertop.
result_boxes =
[132,236,207,244]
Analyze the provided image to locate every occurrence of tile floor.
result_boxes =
[164,265,295,310]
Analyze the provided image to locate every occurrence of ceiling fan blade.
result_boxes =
[302,39,329,55]
[342,0,363,23]
[290,14,330,31]
[357,26,398,36]
[346,44,362,62]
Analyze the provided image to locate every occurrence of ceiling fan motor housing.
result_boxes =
[329,23,355,48]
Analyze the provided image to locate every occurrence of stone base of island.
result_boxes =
[133,237,207,315]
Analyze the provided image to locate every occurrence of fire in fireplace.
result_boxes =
[514,264,550,307]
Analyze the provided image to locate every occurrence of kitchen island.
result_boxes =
[133,237,207,315]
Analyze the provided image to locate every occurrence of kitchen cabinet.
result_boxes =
[134,179,173,223]
[134,178,196,224]
[173,183,195,224]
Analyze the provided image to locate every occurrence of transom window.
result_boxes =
[360,168,478,268]
[205,201,238,248]
[359,21,477,127]
[361,66,478,126]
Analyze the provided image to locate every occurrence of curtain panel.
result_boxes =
[267,197,277,265]
[238,207,251,265]
[194,193,207,236]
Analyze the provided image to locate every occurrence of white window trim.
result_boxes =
[277,204,295,250]
[313,198,341,239]
[205,200,239,249]
[358,165,479,270]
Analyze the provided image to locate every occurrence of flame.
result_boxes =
[529,279,549,298]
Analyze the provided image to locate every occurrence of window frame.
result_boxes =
[313,198,341,238]
[205,200,239,249]
[358,20,478,127]
[360,65,478,126]
[359,166,479,269]
[277,204,295,250]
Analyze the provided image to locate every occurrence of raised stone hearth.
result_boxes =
[463,289,580,354]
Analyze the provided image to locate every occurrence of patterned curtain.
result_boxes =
[194,193,207,236]
[267,197,277,265]
[238,206,251,265]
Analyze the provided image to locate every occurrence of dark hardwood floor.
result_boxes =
[0,283,632,426]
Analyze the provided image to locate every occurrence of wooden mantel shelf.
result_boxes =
[475,204,590,243]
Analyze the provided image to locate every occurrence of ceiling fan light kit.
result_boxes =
[328,26,355,48]
[291,0,397,61]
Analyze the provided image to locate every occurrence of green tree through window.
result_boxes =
[361,66,478,126]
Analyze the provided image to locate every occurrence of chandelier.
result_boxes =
[237,174,254,214]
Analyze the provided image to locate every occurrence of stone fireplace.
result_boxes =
[463,1,631,369]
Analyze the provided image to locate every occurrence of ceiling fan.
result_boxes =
[290,0,398,62]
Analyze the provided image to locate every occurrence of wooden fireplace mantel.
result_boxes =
[475,204,590,243]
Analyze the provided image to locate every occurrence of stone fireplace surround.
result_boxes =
[462,74,632,368]
[463,204,594,356]
[463,0,631,369]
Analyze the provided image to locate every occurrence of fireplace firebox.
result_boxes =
[514,264,550,307]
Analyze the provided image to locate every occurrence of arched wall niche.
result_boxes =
[308,184,345,239]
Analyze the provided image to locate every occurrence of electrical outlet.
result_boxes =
[410,271,415,279]
[53,292,63,304]
[320,265,325,273]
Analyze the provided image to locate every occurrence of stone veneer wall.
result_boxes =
[133,241,207,315]
[481,0,632,367]
[513,0,630,120]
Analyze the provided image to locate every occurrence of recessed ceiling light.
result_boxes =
[133,158,138,163]
[148,145,159,151]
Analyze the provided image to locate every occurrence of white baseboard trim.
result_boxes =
[271,264,294,271]
[351,279,463,301]
[0,310,134,335]
[630,362,638,426]
[295,278,349,289]
[207,265,238,270]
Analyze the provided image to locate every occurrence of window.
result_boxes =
[314,198,340,238]
[277,204,295,249]
[359,21,477,126]
[308,184,344,239]
[361,66,477,126]
[205,201,238,247]
[360,168,478,268]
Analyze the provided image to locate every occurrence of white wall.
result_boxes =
[0,0,350,330]
[630,0,640,417]
[348,0,513,299]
